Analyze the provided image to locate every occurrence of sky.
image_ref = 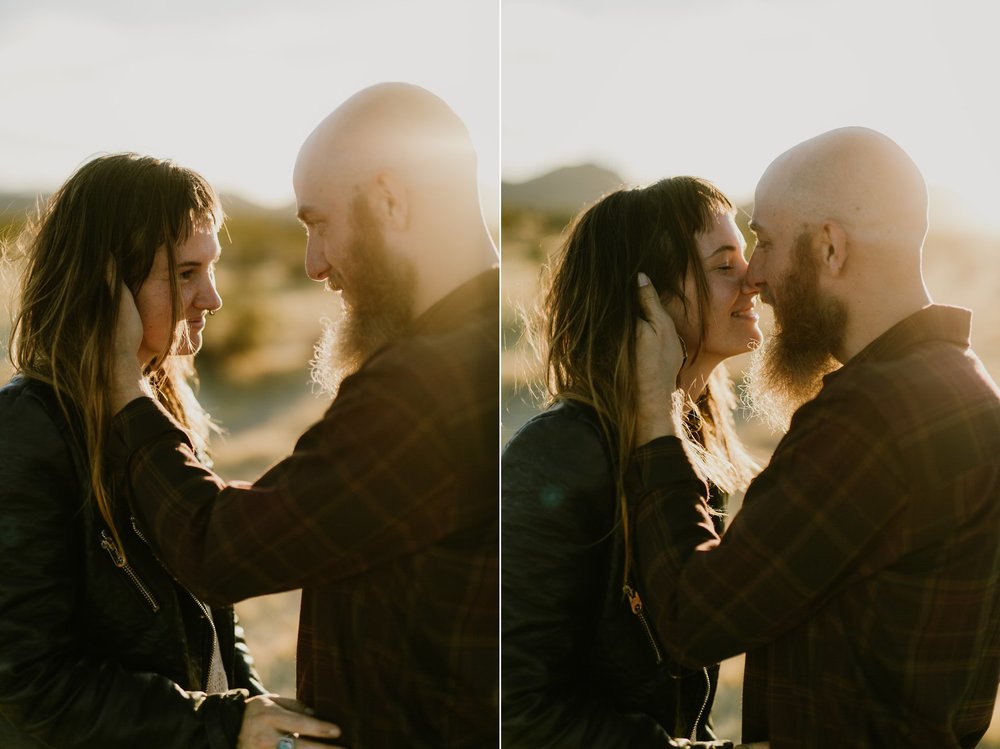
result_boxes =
[0,0,499,213]
[502,0,1000,232]
[3,2,997,232]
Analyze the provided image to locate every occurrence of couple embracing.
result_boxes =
[0,83,499,749]
[502,127,1000,748]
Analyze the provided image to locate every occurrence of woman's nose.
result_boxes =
[197,275,223,313]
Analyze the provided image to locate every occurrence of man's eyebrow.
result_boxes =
[296,206,317,222]
[747,219,762,233]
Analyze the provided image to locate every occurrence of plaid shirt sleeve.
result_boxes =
[111,354,469,606]
[628,381,906,668]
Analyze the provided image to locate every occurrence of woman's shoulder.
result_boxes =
[502,399,615,495]
[504,399,606,456]
[0,375,60,424]
[0,375,80,457]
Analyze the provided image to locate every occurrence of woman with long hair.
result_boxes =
[0,153,340,748]
[501,177,762,747]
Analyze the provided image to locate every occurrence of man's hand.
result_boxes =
[635,272,686,445]
[110,285,151,414]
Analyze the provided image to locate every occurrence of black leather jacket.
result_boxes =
[0,375,265,749]
[502,400,724,747]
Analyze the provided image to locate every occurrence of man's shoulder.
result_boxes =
[802,337,1000,473]
[835,337,1000,411]
[363,307,497,399]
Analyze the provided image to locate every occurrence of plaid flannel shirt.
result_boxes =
[628,305,1000,749]
[112,269,499,749]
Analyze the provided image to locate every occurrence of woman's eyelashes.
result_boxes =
[179,262,216,283]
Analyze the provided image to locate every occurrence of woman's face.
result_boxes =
[134,229,222,366]
[666,212,763,366]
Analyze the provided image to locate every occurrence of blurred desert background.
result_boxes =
[501,163,1000,743]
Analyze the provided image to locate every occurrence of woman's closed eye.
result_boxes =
[178,265,205,282]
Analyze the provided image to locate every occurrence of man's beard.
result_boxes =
[745,232,847,430]
[310,198,417,398]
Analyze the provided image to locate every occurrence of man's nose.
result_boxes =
[744,250,765,293]
[305,239,330,282]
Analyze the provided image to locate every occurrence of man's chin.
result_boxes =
[744,330,840,431]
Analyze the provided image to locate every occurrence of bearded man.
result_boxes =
[110,83,499,748]
[630,127,1000,748]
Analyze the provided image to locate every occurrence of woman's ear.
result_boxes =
[659,290,696,353]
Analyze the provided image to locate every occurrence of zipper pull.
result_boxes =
[622,583,643,615]
[99,530,126,568]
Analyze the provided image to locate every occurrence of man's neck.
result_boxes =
[836,287,932,363]
[411,228,497,318]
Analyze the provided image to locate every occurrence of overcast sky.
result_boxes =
[503,0,1000,231]
[0,0,499,210]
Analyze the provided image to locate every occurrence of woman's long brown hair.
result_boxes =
[535,176,757,583]
[8,153,222,562]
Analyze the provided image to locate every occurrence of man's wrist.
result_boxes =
[636,416,677,445]
[111,365,152,416]
[636,390,684,445]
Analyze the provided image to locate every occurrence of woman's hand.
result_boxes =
[635,273,686,445]
[110,285,151,414]
[237,694,344,749]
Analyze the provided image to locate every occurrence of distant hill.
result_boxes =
[502,163,626,215]
[219,193,295,219]
[0,191,296,226]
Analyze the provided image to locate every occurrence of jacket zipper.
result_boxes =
[99,530,161,613]
[131,517,151,545]
[689,666,711,741]
[132,518,221,693]
[189,591,223,693]
[622,583,663,665]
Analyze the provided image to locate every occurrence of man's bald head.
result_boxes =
[294,82,478,195]
[756,126,928,248]
[293,82,496,340]
[745,127,935,408]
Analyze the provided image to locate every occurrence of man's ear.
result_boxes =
[368,171,409,231]
[814,220,848,276]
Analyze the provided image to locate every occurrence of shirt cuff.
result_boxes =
[627,435,706,500]
[109,396,191,466]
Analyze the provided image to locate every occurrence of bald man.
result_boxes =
[110,83,499,748]
[630,128,1000,748]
